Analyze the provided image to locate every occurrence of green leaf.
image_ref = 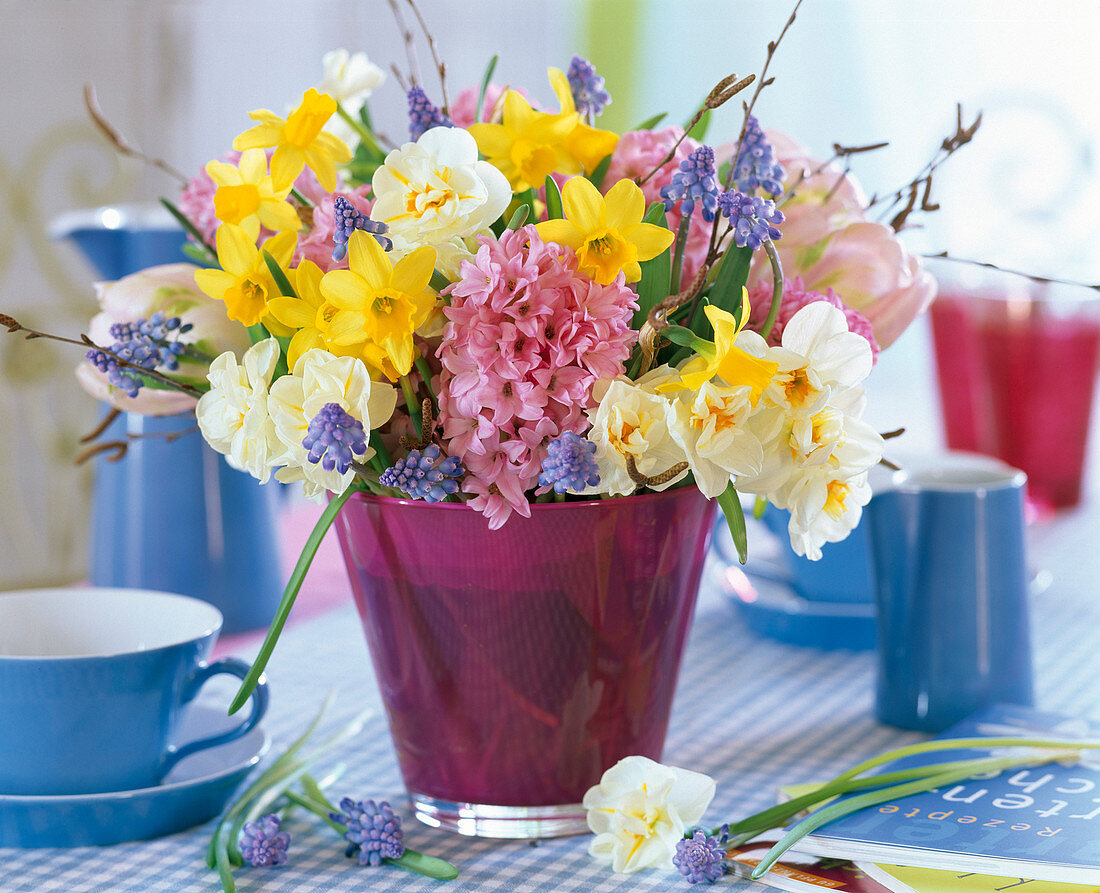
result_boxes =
[227,489,357,714]
[392,848,460,881]
[633,112,668,131]
[701,244,752,336]
[430,269,451,293]
[181,241,217,268]
[632,203,672,329]
[716,483,748,565]
[262,249,297,300]
[686,108,711,142]
[544,175,564,220]
[506,204,530,230]
[586,153,613,191]
[476,54,500,123]
[159,197,215,257]
[662,325,698,348]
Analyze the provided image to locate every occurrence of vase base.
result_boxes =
[409,793,589,839]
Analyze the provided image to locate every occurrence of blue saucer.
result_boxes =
[0,704,269,848]
[712,516,877,651]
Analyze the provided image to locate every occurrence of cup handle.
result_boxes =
[158,658,270,777]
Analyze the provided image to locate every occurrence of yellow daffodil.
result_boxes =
[535,177,674,284]
[468,68,618,192]
[206,148,303,241]
[193,224,297,331]
[319,231,437,379]
[265,260,338,369]
[546,67,620,173]
[233,88,352,192]
[666,296,779,402]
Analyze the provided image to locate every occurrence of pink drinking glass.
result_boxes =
[929,263,1100,513]
[334,486,716,838]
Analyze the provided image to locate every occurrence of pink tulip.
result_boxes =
[741,131,935,348]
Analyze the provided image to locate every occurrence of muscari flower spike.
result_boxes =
[716,190,785,251]
[331,797,405,867]
[332,196,392,262]
[732,114,785,198]
[407,86,453,141]
[567,55,611,120]
[538,431,600,494]
[301,402,368,474]
[87,312,192,397]
[379,444,463,503]
[238,814,291,868]
[660,145,721,222]
[673,829,727,885]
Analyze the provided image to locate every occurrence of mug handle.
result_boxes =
[158,658,270,777]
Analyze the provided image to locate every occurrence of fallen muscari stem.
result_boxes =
[695,735,1100,881]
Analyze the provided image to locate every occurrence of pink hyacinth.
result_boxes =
[295,186,373,271]
[604,127,710,289]
[437,225,638,528]
[746,277,880,363]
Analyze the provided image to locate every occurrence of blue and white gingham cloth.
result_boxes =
[3,504,1099,892]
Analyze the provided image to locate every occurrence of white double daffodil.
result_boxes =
[370,127,512,278]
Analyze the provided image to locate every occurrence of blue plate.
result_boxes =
[0,704,269,848]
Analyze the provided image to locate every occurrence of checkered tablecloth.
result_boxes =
[4,503,1099,893]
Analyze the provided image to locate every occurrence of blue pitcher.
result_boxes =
[53,204,284,634]
[864,455,1034,732]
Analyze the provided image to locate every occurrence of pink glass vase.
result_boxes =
[334,486,716,838]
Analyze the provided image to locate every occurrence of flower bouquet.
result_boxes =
[5,1,970,841]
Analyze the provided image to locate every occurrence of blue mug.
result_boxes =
[865,456,1033,732]
[0,588,269,795]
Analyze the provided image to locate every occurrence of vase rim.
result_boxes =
[347,485,706,513]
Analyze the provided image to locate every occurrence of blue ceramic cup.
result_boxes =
[865,456,1033,732]
[0,588,269,795]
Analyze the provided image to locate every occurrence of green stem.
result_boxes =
[751,750,1081,879]
[759,239,784,339]
[336,102,385,158]
[716,754,1033,840]
[290,188,313,209]
[284,790,346,833]
[413,356,438,408]
[207,693,337,868]
[669,214,692,294]
[400,375,422,432]
[227,489,357,714]
[369,430,392,468]
[159,197,216,257]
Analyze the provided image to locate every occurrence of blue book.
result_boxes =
[790,705,1100,884]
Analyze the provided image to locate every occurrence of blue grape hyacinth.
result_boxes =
[301,402,368,475]
[716,190,784,251]
[673,829,727,884]
[331,798,405,867]
[380,445,463,502]
[238,814,291,868]
[660,145,721,222]
[567,55,611,120]
[538,431,600,494]
[732,115,785,198]
[407,86,453,141]
[332,196,391,262]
